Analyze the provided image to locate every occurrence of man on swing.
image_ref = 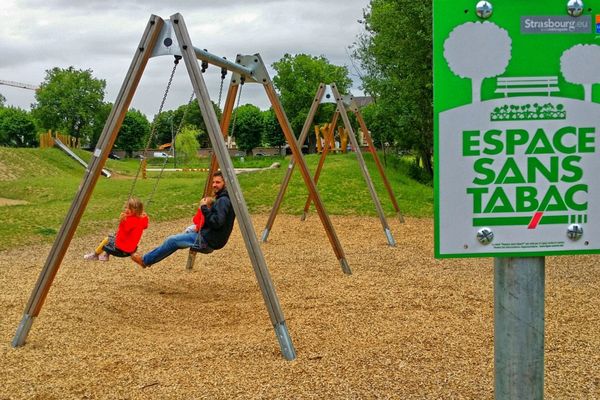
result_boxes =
[131,171,235,268]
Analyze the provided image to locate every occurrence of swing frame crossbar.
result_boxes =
[11,14,353,361]
[261,83,404,247]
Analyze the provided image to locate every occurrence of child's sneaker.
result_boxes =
[83,253,99,261]
[98,253,110,261]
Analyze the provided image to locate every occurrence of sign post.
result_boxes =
[434,1,599,397]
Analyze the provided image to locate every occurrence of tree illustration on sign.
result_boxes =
[560,44,600,102]
[443,22,512,103]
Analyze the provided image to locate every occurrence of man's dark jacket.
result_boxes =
[200,188,235,249]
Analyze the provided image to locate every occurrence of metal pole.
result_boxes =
[172,13,296,360]
[331,84,396,247]
[494,256,544,400]
[186,82,238,271]
[192,47,255,81]
[353,109,404,223]
[12,15,164,348]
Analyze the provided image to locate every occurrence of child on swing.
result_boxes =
[84,197,149,262]
[185,196,215,233]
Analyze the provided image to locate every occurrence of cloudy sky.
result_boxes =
[0,0,370,118]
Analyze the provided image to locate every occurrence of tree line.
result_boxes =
[1,1,433,176]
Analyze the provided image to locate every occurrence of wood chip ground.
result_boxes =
[1,215,598,399]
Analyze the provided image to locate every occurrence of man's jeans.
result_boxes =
[142,232,199,266]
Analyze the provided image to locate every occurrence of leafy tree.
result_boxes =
[360,103,393,148]
[175,125,200,163]
[231,104,263,155]
[114,109,150,157]
[262,108,286,152]
[272,54,352,140]
[0,93,5,107]
[353,0,433,175]
[152,101,220,148]
[32,66,106,146]
[0,107,38,147]
[151,109,177,148]
[89,102,113,147]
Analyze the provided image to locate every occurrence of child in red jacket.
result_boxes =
[185,196,215,233]
[84,197,149,262]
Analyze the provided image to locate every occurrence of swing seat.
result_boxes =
[103,236,134,258]
[190,242,214,254]
[190,236,214,254]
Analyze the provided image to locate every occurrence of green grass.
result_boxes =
[0,147,432,250]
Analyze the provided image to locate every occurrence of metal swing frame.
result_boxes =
[11,13,353,361]
[261,83,404,247]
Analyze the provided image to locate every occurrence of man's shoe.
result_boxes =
[98,253,110,261]
[131,253,147,268]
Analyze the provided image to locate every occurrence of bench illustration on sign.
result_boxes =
[437,20,600,256]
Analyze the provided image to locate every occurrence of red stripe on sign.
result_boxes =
[528,212,544,229]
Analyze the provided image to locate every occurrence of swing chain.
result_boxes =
[128,56,180,201]
[145,91,196,209]
[229,77,245,141]
[217,70,226,107]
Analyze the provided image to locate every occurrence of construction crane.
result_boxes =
[0,79,39,91]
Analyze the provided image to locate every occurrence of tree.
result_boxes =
[152,101,220,148]
[262,108,286,152]
[151,109,177,148]
[360,103,393,148]
[89,102,113,147]
[352,0,434,175]
[0,93,5,107]
[175,125,200,163]
[444,22,511,103]
[272,54,352,139]
[0,107,38,147]
[32,66,106,146]
[115,109,150,157]
[561,44,600,102]
[231,104,263,155]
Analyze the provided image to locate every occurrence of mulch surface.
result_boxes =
[1,215,598,399]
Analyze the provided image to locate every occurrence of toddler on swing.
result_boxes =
[84,197,149,262]
[185,196,215,233]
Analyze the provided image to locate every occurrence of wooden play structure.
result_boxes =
[11,14,353,361]
[261,83,404,247]
[314,123,350,153]
[39,130,76,148]
[40,130,112,178]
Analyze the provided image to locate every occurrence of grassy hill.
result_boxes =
[0,147,433,250]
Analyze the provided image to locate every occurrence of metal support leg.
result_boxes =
[331,84,396,247]
[274,321,296,361]
[186,251,197,271]
[173,14,297,359]
[12,314,34,347]
[11,15,163,348]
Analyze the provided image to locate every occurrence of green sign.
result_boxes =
[434,1,600,257]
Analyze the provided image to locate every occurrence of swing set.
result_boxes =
[11,14,357,361]
[261,83,404,247]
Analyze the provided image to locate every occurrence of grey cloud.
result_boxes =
[4,0,369,115]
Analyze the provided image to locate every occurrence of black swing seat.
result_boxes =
[103,243,134,258]
[190,241,214,254]
[190,231,214,254]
